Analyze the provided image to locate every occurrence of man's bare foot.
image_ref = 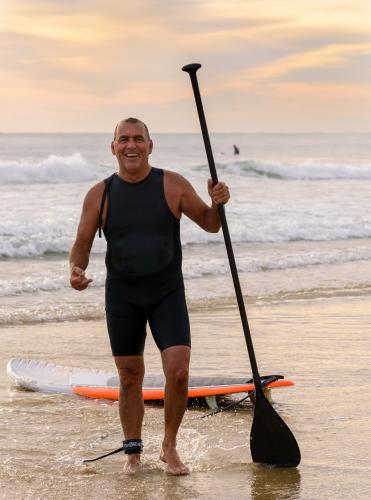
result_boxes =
[160,443,190,475]
[123,454,141,475]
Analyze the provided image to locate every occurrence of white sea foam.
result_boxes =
[214,159,371,180]
[2,243,371,298]
[1,216,371,258]
[0,153,98,184]
[182,244,371,278]
[0,271,106,298]
[0,220,107,258]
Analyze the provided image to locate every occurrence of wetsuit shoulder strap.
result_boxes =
[98,173,115,238]
[151,166,163,176]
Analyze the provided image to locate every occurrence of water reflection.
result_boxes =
[107,471,198,500]
[250,464,301,499]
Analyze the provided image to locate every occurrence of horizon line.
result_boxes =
[0,131,370,135]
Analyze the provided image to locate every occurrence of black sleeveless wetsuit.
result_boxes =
[100,167,191,356]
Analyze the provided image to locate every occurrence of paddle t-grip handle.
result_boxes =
[182,63,202,74]
[182,63,263,395]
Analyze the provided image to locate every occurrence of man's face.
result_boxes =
[111,121,153,174]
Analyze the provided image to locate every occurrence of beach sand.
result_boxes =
[1,296,370,499]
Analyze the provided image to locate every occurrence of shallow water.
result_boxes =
[1,297,370,499]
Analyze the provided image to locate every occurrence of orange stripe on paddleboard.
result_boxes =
[72,379,294,401]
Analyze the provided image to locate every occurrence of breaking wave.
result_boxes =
[193,159,371,180]
[0,153,98,184]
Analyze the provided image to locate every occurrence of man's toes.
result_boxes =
[123,459,140,475]
[165,463,190,476]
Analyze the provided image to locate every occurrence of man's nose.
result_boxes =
[126,138,137,147]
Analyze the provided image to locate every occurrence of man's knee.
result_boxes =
[162,345,190,388]
[114,357,144,390]
[166,366,189,388]
[118,366,143,390]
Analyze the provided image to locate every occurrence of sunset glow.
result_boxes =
[0,0,370,132]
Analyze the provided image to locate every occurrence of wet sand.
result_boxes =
[1,296,370,499]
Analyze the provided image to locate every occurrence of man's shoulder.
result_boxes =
[163,169,190,190]
[84,180,106,205]
[88,179,105,195]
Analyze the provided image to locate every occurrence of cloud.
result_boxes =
[1,4,114,45]
[0,0,370,131]
[223,43,371,92]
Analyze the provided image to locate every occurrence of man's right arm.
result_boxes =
[69,182,104,291]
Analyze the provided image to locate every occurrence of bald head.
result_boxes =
[113,118,150,140]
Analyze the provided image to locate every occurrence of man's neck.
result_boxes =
[117,165,151,183]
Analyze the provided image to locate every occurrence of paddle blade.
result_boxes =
[250,395,301,467]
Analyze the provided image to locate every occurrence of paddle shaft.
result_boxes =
[182,64,264,396]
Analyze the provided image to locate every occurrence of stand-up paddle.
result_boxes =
[182,63,301,467]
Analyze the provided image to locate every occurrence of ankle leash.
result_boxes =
[83,439,143,464]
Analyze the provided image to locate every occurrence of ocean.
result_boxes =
[1,132,371,324]
[1,133,371,499]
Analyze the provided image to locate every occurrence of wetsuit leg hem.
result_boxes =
[159,343,192,353]
[112,351,145,357]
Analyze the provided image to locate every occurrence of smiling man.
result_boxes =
[69,117,229,475]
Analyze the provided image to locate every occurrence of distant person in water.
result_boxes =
[69,118,230,476]
[233,144,240,155]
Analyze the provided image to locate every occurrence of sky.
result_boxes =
[1,0,370,133]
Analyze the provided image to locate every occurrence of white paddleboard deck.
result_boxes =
[7,357,253,394]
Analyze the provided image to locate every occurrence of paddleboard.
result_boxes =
[7,358,294,408]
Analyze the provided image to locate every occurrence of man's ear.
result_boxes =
[149,139,153,154]
[111,141,115,155]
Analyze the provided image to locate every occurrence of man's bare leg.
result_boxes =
[114,355,145,474]
[160,345,191,475]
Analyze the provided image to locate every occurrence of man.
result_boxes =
[69,118,230,475]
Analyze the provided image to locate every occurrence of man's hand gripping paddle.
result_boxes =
[182,63,301,467]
